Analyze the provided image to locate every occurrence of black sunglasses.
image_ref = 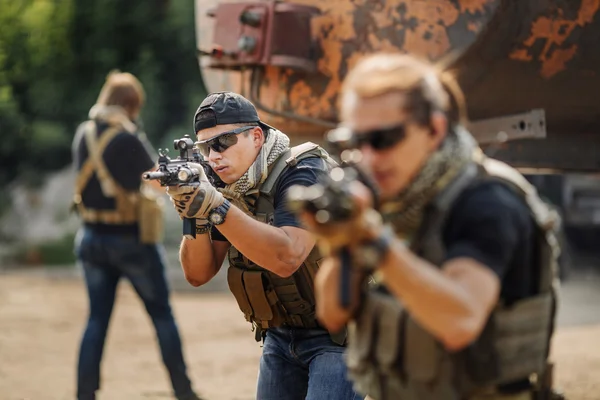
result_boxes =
[195,126,255,156]
[352,123,408,150]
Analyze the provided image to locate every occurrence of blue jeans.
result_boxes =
[74,227,195,400]
[256,327,363,400]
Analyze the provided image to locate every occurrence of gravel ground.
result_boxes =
[0,267,598,400]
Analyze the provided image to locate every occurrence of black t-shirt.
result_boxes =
[211,156,327,241]
[73,121,155,231]
[442,180,539,392]
[442,181,538,303]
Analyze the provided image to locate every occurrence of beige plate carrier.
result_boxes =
[73,121,164,244]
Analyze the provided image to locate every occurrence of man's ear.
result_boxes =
[252,126,265,148]
[429,112,448,150]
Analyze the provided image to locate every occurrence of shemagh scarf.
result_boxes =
[218,128,290,214]
[88,104,137,133]
[380,127,478,239]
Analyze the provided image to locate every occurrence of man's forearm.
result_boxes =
[377,240,496,350]
[215,205,308,277]
[179,234,220,286]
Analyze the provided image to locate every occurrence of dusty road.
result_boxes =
[0,269,599,400]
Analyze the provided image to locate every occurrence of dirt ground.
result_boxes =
[0,273,599,400]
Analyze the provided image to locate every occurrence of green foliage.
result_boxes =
[0,0,207,193]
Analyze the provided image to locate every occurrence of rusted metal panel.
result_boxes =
[196,0,502,135]
[264,0,502,133]
[467,109,546,144]
[197,0,600,170]
[204,2,321,71]
[508,0,599,79]
[453,0,600,136]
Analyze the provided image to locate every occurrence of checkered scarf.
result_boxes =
[380,127,477,237]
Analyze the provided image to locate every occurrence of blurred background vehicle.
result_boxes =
[195,0,600,280]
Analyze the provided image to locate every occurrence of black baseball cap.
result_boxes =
[193,91,275,133]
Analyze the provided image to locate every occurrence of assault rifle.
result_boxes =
[287,127,379,309]
[143,134,216,239]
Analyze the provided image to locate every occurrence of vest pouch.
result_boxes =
[347,293,379,374]
[242,270,287,329]
[227,266,254,320]
[405,317,440,382]
[493,293,553,383]
[347,294,381,400]
[138,186,164,244]
[374,294,404,376]
[405,318,461,400]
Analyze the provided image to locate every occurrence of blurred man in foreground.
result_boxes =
[297,53,562,400]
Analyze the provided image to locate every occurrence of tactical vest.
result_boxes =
[73,120,163,243]
[226,142,343,342]
[346,153,560,400]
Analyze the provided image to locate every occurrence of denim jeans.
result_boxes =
[256,327,363,400]
[74,227,196,400]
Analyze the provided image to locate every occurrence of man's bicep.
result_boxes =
[281,226,316,263]
[442,257,501,320]
[213,240,231,269]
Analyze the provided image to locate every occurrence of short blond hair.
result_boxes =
[340,53,466,126]
[96,70,145,115]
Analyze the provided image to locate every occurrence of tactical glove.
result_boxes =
[166,163,225,220]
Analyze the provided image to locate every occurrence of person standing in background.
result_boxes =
[71,71,202,400]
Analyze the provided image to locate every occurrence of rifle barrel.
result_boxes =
[142,171,168,180]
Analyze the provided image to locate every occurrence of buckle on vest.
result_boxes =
[286,155,299,167]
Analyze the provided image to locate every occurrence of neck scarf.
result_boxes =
[88,105,137,133]
[380,127,478,238]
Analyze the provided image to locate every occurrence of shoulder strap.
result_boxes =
[74,121,126,199]
[480,157,558,232]
[480,156,560,293]
[412,162,479,266]
[260,142,334,197]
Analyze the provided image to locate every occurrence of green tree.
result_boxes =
[0,0,207,195]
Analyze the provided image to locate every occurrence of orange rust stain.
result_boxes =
[368,33,402,53]
[541,45,578,78]
[511,0,600,78]
[509,49,533,62]
[458,0,489,14]
[524,17,573,47]
[256,66,290,125]
[408,0,460,25]
[288,80,324,118]
[467,21,481,32]
[285,0,360,119]
[369,1,402,27]
[404,24,452,60]
[401,1,459,59]
[579,0,600,23]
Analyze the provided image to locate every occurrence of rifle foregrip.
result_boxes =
[183,217,197,239]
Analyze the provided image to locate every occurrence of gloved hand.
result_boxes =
[299,180,383,255]
[166,163,225,220]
